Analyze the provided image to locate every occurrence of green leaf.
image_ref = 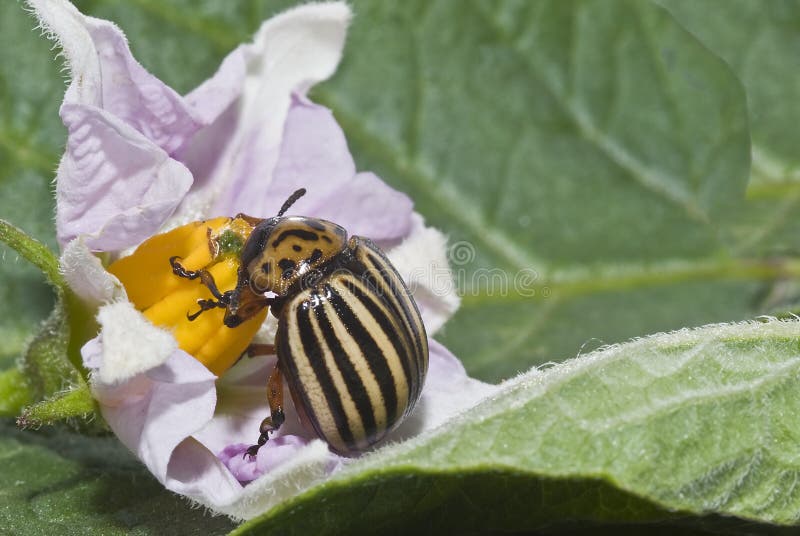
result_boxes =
[0,420,236,535]
[657,0,800,188]
[236,319,800,534]
[655,0,800,312]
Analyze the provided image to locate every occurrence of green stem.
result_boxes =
[0,219,65,292]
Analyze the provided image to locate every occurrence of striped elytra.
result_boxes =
[276,236,428,454]
[170,188,428,457]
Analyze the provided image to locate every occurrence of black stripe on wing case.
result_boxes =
[326,283,399,426]
[314,296,378,441]
[295,301,355,447]
[340,277,416,403]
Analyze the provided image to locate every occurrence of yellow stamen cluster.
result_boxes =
[108,217,267,376]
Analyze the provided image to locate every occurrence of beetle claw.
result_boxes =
[242,431,270,460]
[243,444,261,460]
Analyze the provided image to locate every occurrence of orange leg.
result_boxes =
[247,344,276,357]
[231,343,275,371]
[245,364,286,458]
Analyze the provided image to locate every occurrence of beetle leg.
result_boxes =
[247,344,276,357]
[170,256,230,300]
[233,343,276,367]
[233,213,265,227]
[171,256,238,320]
[245,364,285,459]
[169,255,201,279]
[205,226,220,259]
[187,297,228,321]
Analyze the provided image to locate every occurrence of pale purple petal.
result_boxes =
[316,171,413,241]
[56,104,192,250]
[72,22,200,155]
[198,356,328,483]
[169,3,352,227]
[183,50,247,128]
[81,336,102,370]
[250,98,356,216]
[256,99,413,241]
[386,214,461,333]
[193,356,312,455]
[60,238,126,306]
[30,0,206,154]
[166,438,243,504]
[220,436,309,483]
[219,444,262,483]
[89,349,243,503]
[29,0,242,250]
[174,48,247,205]
[89,349,216,469]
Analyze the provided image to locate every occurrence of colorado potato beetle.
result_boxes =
[170,189,428,456]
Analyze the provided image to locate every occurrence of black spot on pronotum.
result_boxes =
[308,248,323,264]
[272,229,318,247]
[292,244,302,252]
[279,259,296,270]
[321,235,333,244]
[279,258,296,279]
[262,262,271,274]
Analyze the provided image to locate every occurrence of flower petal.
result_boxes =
[92,301,177,384]
[55,104,193,250]
[263,99,414,241]
[30,0,247,250]
[168,2,353,226]
[218,439,334,520]
[387,214,461,333]
[28,0,205,154]
[184,50,247,127]
[219,436,309,483]
[61,237,126,306]
[90,349,244,503]
[194,356,311,452]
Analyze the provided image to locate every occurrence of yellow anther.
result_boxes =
[108,217,267,376]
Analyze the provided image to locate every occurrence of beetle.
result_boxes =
[169,188,428,457]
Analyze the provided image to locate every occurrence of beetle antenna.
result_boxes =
[277,188,306,217]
